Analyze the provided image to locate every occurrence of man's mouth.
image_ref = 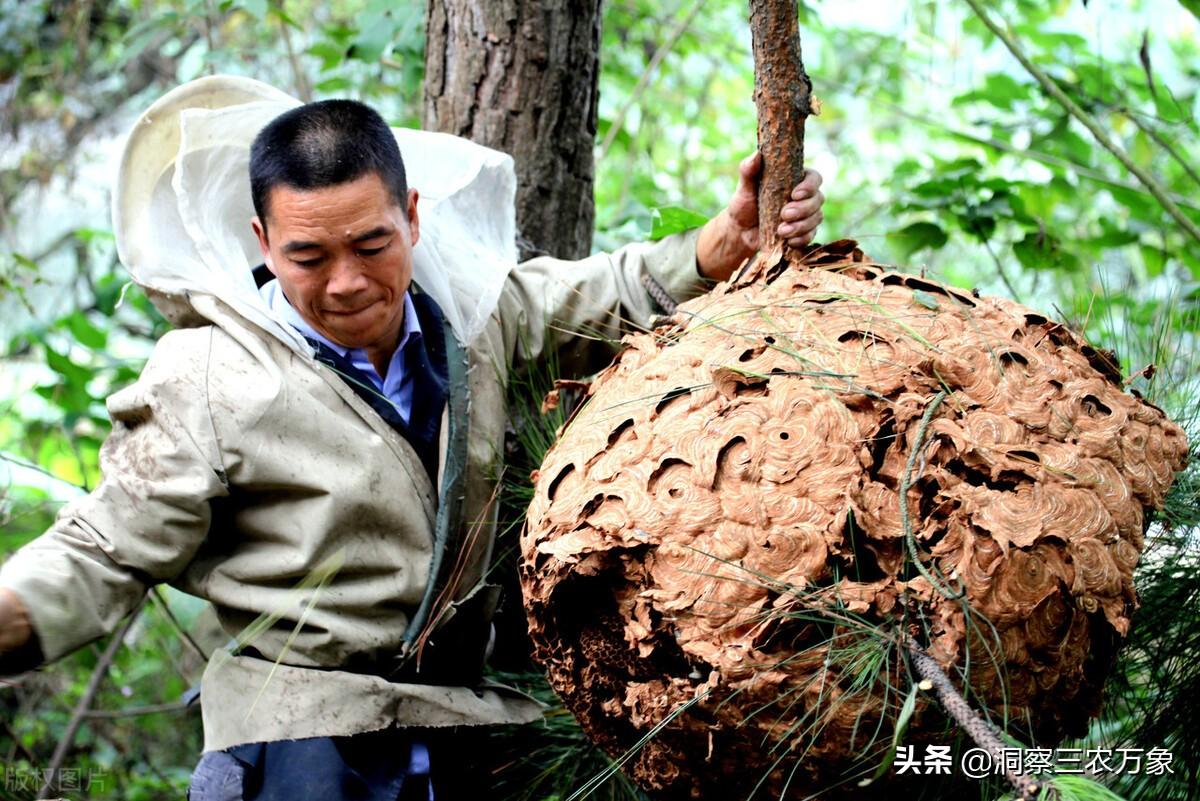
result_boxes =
[325,301,377,317]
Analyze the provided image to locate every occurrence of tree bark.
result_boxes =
[423,0,603,261]
[749,0,812,255]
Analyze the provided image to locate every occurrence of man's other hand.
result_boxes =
[0,588,31,649]
[696,152,825,281]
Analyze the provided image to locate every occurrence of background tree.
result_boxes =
[423,0,603,260]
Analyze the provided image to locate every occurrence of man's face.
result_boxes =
[252,173,419,354]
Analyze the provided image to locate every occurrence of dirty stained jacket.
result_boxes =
[0,229,706,751]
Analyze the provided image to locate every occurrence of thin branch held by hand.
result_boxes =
[750,0,813,254]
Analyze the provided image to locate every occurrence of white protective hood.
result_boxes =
[113,75,516,349]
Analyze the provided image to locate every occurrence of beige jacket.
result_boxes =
[0,230,706,751]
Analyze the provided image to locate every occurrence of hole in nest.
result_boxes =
[950,459,1023,492]
[947,289,978,307]
[764,259,788,284]
[1009,449,1041,464]
[654,388,691,415]
[649,457,691,492]
[580,493,604,517]
[1081,345,1124,384]
[732,381,767,398]
[867,415,898,487]
[607,418,635,446]
[999,351,1029,367]
[1081,394,1112,417]
[830,511,888,583]
[903,276,952,298]
[547,463,576,501]
[837,329,876,344]
[550,570,692,684]
[779,431,790,440]
[917,485,942,520]
[714,437,750,488]
[738,347,765,363]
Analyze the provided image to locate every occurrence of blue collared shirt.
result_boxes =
[260,279,424,424]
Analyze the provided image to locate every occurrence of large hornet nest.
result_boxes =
[520,241,1188,799]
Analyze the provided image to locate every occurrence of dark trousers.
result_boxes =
[187,727,490,801]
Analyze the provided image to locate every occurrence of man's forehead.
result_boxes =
[280,224,396,253]
[263,177,408,240]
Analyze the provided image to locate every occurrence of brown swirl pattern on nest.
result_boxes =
[520,241,1189,800]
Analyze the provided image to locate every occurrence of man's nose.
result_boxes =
[325,255,370,297]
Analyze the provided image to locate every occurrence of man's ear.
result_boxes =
[405,189,420,247]
[251,216,276,275]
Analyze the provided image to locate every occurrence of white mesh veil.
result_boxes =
[114,77,517,349]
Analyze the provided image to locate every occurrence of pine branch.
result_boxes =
[82,700,190,720]
[907,643,1051,801]
[1120,108,1200,191]
[963,0,1200,248]
[149,587,209,664]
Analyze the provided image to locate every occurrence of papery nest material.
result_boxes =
[520,240,1188,799]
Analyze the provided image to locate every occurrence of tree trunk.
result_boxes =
[749,0,812,255]
[423,0,603,261]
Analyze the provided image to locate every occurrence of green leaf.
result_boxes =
[348,11,396,63]
[1086,225,1139,249]
[314,77,353,93]
[273,6,300,28]
[307,41,347,71]
[44,347,92,386]
[956,210,996,241]
[1107,184,1162,223]
[62,313,108,350]
[1141,244,1167,277]
[952,72,1030,111]
[892,222,949,257]
[1014,231,1084,273]
[1181,0,1200,20]
[649,206,708,241]
[1178,245,1200,279]
[72,227,115,245]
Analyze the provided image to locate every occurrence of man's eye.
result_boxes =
[358,246,385,257]
[292,257,323,267]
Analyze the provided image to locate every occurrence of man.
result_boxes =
[0,76,824,798]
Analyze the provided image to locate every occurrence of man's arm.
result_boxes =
[497,156,825,373]
[0,329,229,671]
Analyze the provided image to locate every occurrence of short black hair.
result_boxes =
[249,99,408,231]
